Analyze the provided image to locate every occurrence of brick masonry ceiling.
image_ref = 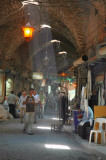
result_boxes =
[0,0,106,73]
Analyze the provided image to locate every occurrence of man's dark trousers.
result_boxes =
[9,104,16,118]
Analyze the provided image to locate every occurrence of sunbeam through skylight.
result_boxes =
[37,126,51,130]
[45,144,71,150]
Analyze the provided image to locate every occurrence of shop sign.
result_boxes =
[32,72,43,80]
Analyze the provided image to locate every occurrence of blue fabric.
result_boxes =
[82,106,93,121]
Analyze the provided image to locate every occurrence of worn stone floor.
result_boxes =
[0,111,106,160]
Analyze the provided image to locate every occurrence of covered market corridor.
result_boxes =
[0,109,106,160]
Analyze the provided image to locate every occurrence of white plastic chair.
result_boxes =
[89,118,106,145]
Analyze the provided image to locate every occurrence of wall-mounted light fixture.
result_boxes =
[51,40,60,43]
[22,1,39,6]
[59,51,67,55]
[40,24,51,29]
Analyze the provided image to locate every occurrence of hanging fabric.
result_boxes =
[98,85,101,106]
[97,83,105,106]
[101,84,105,106]
[87,69,92,99]
[80,86,87,111]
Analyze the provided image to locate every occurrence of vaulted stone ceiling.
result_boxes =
[0,0,106,74]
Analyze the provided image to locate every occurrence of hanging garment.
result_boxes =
[58,93,68,124]
[84,85,87,99]
[97,83,105,106]
[80,86,87,111]
[81,86,85,97]
[88,94,98,112]
[100,84,105,106]
[98,86,101,106]
[87,70,92,99]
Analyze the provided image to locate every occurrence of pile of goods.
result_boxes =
[0,105,8,120]
[0,104,13,121]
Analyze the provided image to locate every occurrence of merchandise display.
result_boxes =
[0,104,13,120]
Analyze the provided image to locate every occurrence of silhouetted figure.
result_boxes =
[7,91,17,118]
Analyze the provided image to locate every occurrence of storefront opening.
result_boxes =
[68,90,75,101]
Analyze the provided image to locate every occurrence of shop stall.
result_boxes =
[74,58,106,141]
[0,70,5,103]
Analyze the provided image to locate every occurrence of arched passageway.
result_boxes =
[0,1,106,159]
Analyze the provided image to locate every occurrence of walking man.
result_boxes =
[23,88,36,135]
[19,91,26,123]
[7,91,17,118]
[33,89,41,123]
[39,90,46,118]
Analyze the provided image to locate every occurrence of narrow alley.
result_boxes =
[0,110,105,160]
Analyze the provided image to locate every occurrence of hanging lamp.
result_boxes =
[22,22,35,42]
[60,72,68,76]
[74,83,77,87]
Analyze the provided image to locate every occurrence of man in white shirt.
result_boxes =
[33,90,41,123]
[7,91,17,118]
[23,88,36,135]
[19,91,27,123]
